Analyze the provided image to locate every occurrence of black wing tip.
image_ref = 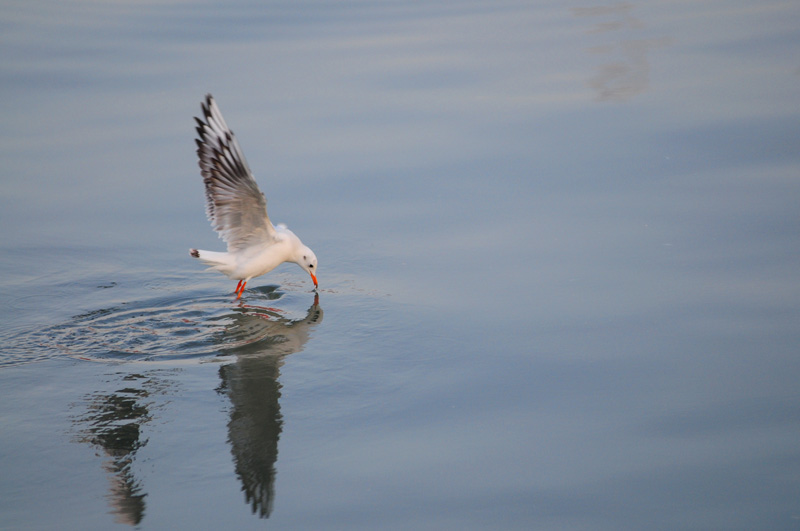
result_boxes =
[198,94,214,122]
[189,248,200,258]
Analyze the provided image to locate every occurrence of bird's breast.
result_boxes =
[236,242,292,279]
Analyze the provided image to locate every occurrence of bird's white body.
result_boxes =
[193,226,305,280]
[190,95,318,297]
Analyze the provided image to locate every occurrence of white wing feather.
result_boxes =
[195,95,277,252]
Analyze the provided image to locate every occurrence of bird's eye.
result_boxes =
[309,264,314,268]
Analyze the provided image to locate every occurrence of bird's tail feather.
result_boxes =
[189,249,236,276]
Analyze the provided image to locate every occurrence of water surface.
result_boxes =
[2,1,800,529]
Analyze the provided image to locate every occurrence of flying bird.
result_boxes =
[190,95,318,298]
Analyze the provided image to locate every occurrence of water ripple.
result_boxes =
[0,286,323,366]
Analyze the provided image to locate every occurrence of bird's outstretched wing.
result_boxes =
[195,94,276,252]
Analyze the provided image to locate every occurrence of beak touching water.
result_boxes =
[310,272,318,289]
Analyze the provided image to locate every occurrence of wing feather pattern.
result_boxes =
[195,94,276,252]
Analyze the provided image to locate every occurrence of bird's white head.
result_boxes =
[296,245,318,289]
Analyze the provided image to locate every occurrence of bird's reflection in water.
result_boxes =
[73,373,165,526]
[216,291,323,518]
[72,289,321,524]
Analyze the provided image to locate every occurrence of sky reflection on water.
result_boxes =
[1,0,800,529]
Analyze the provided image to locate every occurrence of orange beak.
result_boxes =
[310,272,318,288]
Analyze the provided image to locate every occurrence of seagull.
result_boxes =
[189,95,318,299]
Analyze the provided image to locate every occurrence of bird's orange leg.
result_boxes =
[236,280,247,299]
[234,280,243,296]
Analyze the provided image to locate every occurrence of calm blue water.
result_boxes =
[2,1,800,529]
